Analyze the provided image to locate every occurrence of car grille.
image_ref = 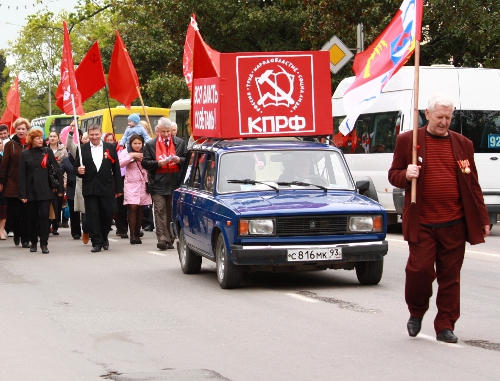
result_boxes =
[276,215,348,236]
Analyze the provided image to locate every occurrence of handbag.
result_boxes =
[135,161,150,194]
[45,148,60,189]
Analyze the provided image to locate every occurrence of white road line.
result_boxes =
[108,238,118,242]
[284,293,319,303]
[147,251,167,257]
[410,332,465,348]
[387,238,500,258]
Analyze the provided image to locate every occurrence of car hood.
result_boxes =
[218,191,384,216]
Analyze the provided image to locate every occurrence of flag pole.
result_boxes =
[410,40,421,204]
[136,86,154,136]
[70,94,83,164]
[103,85,115,135]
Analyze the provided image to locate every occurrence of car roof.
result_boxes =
[191,138,336,153]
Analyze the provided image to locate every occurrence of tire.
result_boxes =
[178,229,202,274]
[355,258,384,285]
[216,234,243,289]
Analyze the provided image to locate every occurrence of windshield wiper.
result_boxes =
[277,181,328,192]
[227,179,279,192]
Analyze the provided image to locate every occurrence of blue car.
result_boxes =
[171,139,388,289]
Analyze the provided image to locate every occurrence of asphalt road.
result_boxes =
[1,225,500,381]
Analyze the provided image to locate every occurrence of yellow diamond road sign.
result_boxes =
[321,35,354,74]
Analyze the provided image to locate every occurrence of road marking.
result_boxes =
[411,333,465,348]
[147,251,167,257]
[108,238,118,242]
[285,293,319,303]
[387,238,500,258]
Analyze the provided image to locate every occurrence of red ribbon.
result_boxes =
[105,149,116,163]
[41,153,48,168]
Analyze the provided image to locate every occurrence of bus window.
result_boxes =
[452,110,500,153]
[333,111,400,154]
[113,115,166,135]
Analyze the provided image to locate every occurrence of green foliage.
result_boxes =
[0,50,8,111]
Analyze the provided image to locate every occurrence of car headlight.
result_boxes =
[348,215,383,232]
[239,219,275,236]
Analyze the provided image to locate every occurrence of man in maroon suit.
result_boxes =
[388,93,490,343]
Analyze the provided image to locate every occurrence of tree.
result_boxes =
[0,50,8,112]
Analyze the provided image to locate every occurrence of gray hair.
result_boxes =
[428,93,454,112]
[87,124,102,132]
[157,117,172,129]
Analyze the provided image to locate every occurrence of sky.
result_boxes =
[0,0,80,49]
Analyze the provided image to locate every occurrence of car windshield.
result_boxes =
[217,149,355,193]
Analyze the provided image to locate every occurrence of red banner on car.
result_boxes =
[191,51,332,139]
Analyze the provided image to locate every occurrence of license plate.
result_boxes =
[287,247,342,262]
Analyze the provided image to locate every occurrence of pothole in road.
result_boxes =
[100,369,231,380]
[296,291,380,313]
[464,340,500,352]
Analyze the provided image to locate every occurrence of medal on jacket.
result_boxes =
[457,159,471,174]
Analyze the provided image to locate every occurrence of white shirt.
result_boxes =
[90,142,103,171]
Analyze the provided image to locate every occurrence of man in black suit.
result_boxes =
[74,124,123,252]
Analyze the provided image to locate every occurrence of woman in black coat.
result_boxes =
[18,128,63,253]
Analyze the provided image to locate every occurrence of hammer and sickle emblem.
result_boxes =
[255,65,295,107]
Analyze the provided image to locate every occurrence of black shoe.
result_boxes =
[61,223,69,228]
[436,329,458,343]
[130,239,142,244]
[144,226,154,232]
[41,246,49,254]
[167,243,175,250]
[30,245,37,252]
[14,236,20,246]
[157,241,167,250]
[91,246,102,252]
[103,242,109,250]
[22,242,30,248]
[407,316,423,337]
[52,231,59,236]
[139,231,144,237]
[72,235,81,240]
[121,233,129,239]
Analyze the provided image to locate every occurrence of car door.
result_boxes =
[179,151,203,250]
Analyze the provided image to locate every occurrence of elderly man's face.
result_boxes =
[426,104,453,136]
[157,125,172,140]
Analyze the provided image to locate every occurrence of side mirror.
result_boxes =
[356,180,370,193]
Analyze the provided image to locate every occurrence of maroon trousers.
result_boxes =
[405,220,466,334]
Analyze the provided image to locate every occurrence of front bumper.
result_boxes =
[230,240,388,265]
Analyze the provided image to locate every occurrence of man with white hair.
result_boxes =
[389,93,490,344]
[171,122,178,137]
[142,117,186,250]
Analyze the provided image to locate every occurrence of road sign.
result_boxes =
[321,35,354,74]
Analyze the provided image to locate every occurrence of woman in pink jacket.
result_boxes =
[119,134,152,244]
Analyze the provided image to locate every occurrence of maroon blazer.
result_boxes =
[388,126,489,245]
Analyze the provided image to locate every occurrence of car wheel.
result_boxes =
[355,258,384,285]
[178,229,202,274]
[216,234,242,289]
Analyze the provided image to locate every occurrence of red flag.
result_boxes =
[55,21,84,115]
[107,30,139,109]
[0,75,20,133]
[75,42,106,103]
[339,0,423,135]
[183,15,220,90]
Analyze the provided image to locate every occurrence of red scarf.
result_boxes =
[156,135,179,173]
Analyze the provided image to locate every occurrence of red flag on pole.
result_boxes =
[0,75,20,133]
[183,14,220,91]
[107,30,139,109]
[75,41,106,103]
[55,21,85,115]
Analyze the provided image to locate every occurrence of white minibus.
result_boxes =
[332,65,500,225]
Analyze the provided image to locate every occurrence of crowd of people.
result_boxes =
[0,113,185,254]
